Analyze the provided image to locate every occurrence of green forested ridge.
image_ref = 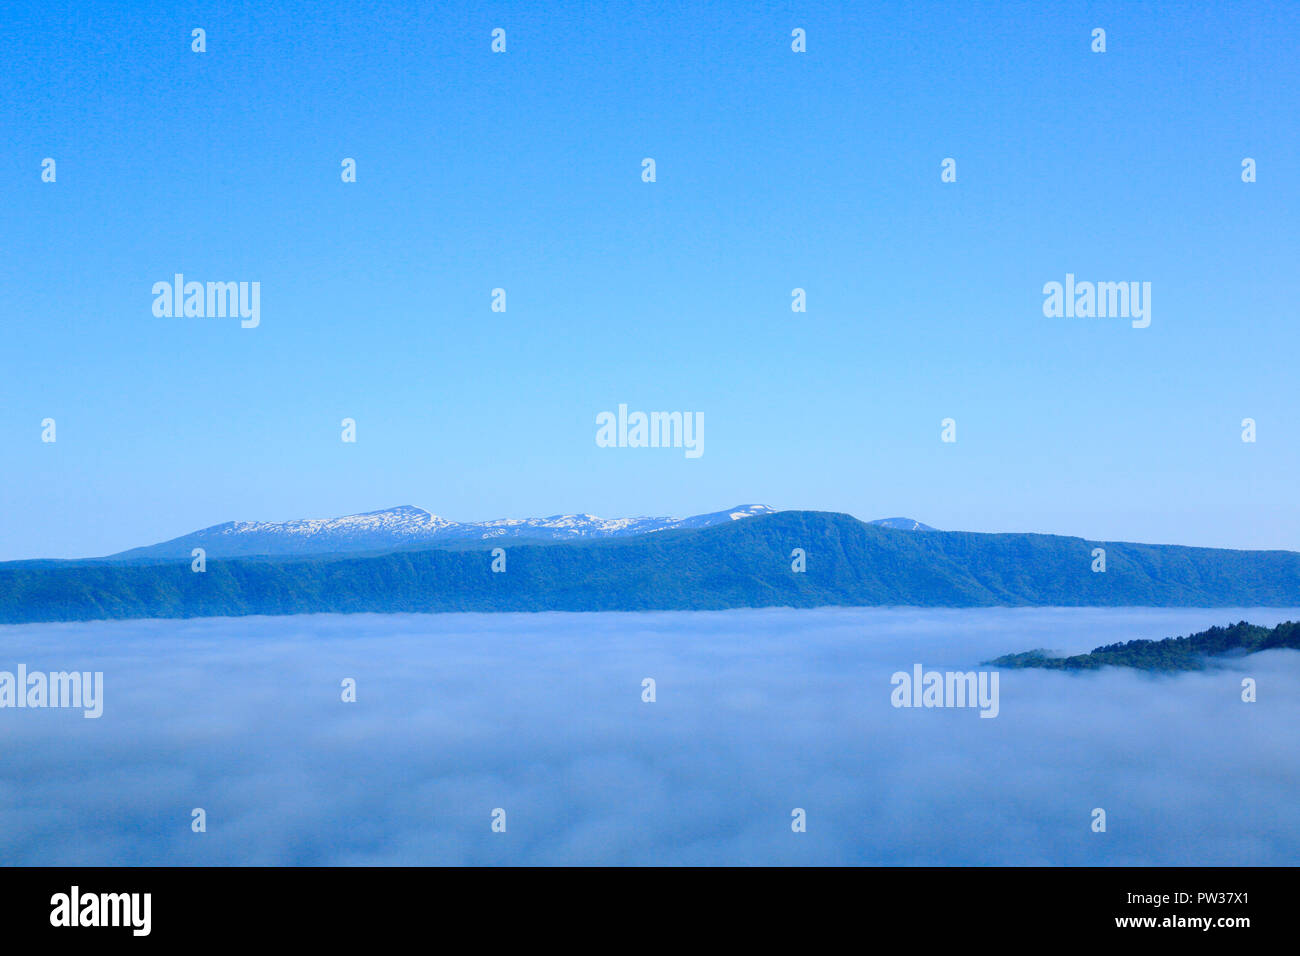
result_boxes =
[988,620,1300,671]
[2,511,1299,624]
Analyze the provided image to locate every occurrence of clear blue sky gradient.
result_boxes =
[2,0,1298,559]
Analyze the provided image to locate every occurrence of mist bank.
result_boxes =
[3,607,1298,865]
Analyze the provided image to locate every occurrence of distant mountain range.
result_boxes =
[105,503,783,561]
[102,504,936,561]
[2,510,1298,624]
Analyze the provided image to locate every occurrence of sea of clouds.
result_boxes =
[0,606,1297,865]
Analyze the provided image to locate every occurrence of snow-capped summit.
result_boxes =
[867,517,936,531]
[108,504,777,561]
[223,505,451,540]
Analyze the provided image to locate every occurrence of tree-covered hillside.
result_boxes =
[2,511,1299,624]
[988,620,1300,671]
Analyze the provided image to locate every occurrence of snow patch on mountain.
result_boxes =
[867,517,937,531]
[110,504,777,560]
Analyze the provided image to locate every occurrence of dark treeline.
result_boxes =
[989,620,1300,671]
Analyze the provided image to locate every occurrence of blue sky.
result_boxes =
[2,0,1298,559]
